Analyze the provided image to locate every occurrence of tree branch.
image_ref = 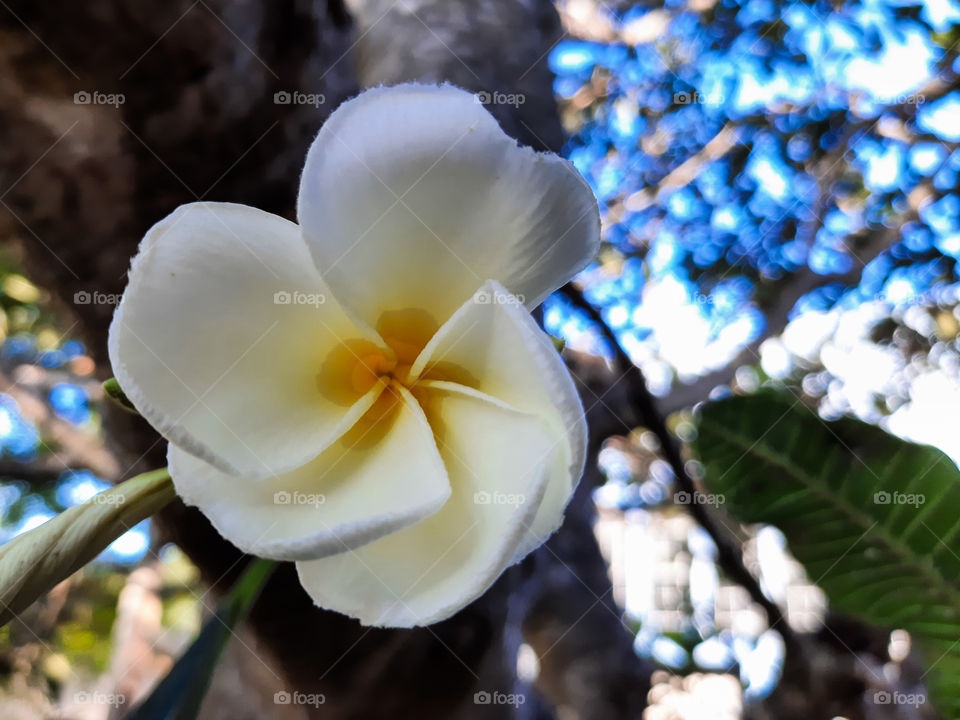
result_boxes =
[559,283,803,659]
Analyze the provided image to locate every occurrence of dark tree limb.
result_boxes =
[558,283,803,661]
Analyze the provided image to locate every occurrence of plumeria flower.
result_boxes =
[108,83,600,627]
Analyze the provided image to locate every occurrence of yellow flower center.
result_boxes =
[317,307,477,409]
[350,350,398,395]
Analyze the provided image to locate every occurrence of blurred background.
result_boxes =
[0,0,958,718]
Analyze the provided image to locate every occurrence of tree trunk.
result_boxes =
[0,1,649,717]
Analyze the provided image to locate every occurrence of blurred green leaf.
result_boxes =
[696,391,960,717]
[2,493,29,526]
[128,558,276,720]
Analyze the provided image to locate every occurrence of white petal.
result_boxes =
[410,280,586,561]
[109,202,382,478]
[297,83,600,327]
[168,384,450,561]
[296,385,553,627]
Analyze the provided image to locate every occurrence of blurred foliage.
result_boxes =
[558,0,960,708]
[52,569,123,674]
[129,559,275,720]
[0,247,194,716]
[547,0,960,407]
[0,548,202,717]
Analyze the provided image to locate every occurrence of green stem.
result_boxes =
[0,468,175,626]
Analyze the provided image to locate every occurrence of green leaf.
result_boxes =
[128,558,276,720]
[0,468,174,626]
[696,391,960,717]
[103,377,138,413]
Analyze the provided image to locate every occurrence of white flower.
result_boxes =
[108,83,600,627]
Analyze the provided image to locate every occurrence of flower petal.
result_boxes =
[410,280,586,561]
[109,202,381,478]
[168,384,450,561]
[297,83,600,327]
[296,385,553,626]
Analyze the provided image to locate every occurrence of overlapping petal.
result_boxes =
[297,84,601,328]
[167,385,450,561]
[410,280,587,560]
[108,202,382,478]
[296,384,553,626]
